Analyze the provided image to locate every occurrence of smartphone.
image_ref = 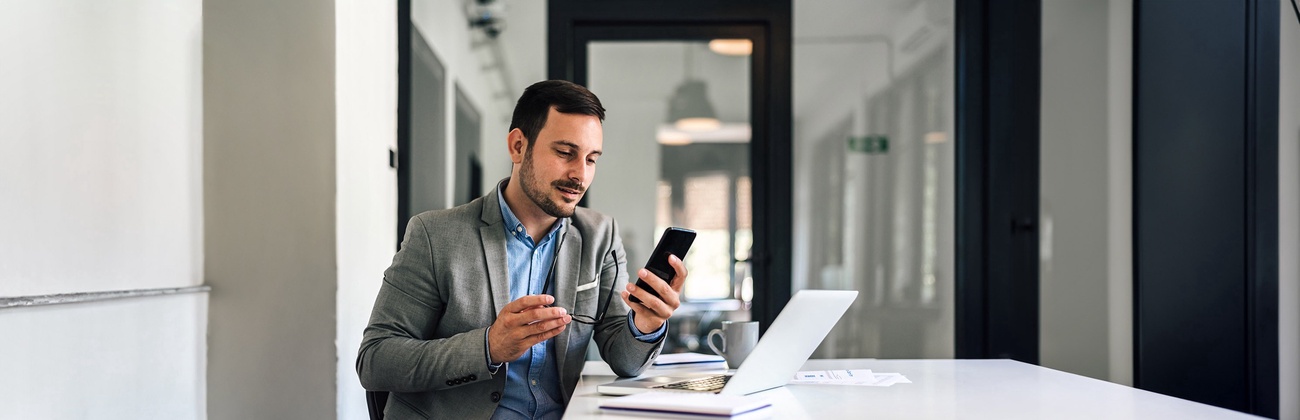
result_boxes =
[629,227,696,304]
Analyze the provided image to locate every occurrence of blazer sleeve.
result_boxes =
[590,220,665,377]
[355,215,497,393]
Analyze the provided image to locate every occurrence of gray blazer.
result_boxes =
[357,183,664,419]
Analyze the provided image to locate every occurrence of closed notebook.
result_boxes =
[652,352,726,366]
[599,392,772,418]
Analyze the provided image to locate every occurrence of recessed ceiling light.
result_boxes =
[708,39,752,56]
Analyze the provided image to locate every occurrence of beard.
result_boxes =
[519,148,585,218]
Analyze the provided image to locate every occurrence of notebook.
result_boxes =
[652,352,726,367]
[599,392,773,419]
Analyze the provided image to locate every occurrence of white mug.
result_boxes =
[706,321,759,369]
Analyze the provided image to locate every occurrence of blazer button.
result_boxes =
[490,391,501,403]
[469,374,477,381]
[446,380,454,386]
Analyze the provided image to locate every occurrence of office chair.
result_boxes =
[366,390,388,420]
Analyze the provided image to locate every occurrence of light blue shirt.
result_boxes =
[491,192,666,420]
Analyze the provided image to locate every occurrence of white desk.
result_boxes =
[564,359,1259,419]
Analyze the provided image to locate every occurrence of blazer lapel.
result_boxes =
[553,222,583,378]
[480,225,510,315]
[480,184,510,315]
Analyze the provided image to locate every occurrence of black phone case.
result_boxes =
[630,227,696,304]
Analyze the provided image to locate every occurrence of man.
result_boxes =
[357,80,688,419]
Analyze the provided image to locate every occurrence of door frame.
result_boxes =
[954,0,1043,362]
[548,0,1044,354]
[548,1,794,331]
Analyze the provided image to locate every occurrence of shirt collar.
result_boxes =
[497,181,566,245]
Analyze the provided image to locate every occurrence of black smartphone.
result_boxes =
[629,227,696,304]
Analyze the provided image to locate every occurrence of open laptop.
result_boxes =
[597,289,858,396]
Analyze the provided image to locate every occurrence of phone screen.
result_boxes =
[630,227,696,304]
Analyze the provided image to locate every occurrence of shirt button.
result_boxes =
[531,379,537,386]
[490,391,502,402]
[516,226,523,233]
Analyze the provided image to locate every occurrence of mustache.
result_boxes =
[552,179,585,193]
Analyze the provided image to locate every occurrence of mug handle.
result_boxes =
[707,329,725,356]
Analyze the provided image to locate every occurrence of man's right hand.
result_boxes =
[488,294,572,364]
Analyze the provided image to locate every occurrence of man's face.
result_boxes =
[518,108,603,218]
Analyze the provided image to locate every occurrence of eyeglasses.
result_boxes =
[541,235,617,325]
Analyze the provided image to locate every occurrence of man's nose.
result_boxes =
[567,160,589,183]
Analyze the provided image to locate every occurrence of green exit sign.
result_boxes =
[848,135,889,154]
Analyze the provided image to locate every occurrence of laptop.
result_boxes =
[597,289,858,396]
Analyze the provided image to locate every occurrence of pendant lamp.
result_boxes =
[667,45,720,132]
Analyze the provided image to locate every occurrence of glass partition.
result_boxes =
[588,41,752,353]
[792,0,955,358]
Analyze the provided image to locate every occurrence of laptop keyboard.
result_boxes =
[655,375,731,392]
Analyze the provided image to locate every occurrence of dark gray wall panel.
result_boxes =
[1134,0,1278,416]
[454,86,481,205]
[410,27,447,215]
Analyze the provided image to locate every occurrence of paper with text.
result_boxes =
[790,369,912,386]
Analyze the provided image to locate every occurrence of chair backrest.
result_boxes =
[366,390,389,420]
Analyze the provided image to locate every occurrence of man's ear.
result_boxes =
[507,128,527,164]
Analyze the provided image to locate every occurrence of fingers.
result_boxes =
[625,279,675,319]
[489,317,568,363]
[523,315,570,338]
[498,295,564,326]
[634,268,680,309]
[621,290,669,334]
[518,306,570,327]
[511,322,567,355]
[490,295,572,363]
[492,295,570,355]
[502,294,554,314]
[503,311,571,339]
[620,290,651,316]
[620,254,688,331]
[666,254,688,291]
[499,302,570,332]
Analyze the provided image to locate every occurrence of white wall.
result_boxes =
[1104,0,1134,387]
[1038,0,1132,384]
[0,295,207,419]
[204,0,338,418]
[0,1,207,418]
[1278,2,1299,419]
[0,0,203,296]
[335,1,397,419]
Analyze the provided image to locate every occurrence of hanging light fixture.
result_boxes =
[668,80,720,131]
[667,44,720,132]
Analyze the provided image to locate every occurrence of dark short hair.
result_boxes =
[509,80,606,147]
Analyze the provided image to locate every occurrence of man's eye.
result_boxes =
[557,150,573,157]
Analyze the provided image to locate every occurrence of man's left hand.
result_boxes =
[620,254,688,334]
